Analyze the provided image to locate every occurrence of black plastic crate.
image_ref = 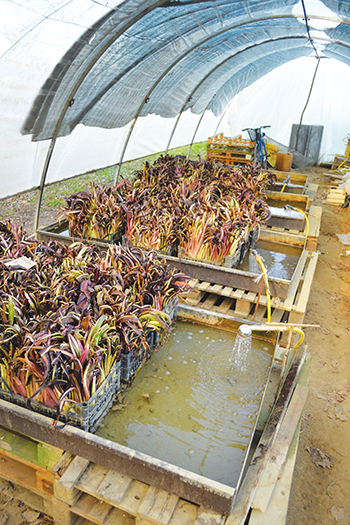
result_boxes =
[120,299,178,382]
[238,226,260,264]
[120,335,153,385]
[153,295,178,346]
[0,360,121,433]
[162,295,178,323]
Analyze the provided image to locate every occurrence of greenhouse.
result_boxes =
[0,1,350,524]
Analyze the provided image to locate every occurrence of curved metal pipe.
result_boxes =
[116,34,314,181]
[34,138,56,232]
[187,95,216,158]
[156,13,347,158]
[33,0,169,231]
[165,107,187,155]
[213,105,229,136]
[237,322,319,337]
[34,10,348,228]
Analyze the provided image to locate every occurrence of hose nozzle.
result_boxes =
[238,324,253,338]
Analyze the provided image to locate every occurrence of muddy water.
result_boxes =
[266,198,307,210]
[98,322,273,487]
[238,240,301,280]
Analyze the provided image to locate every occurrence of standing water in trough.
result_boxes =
[98,322,273,487]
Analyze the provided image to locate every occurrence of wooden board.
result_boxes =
[306,205,322,250]
[327,187,346,205]
[137,486,179,524]
[179,250,318,326]
[305,182,318,203]
[249,420,301,524]
[73,492,136,524]
[0,398,236,515]
[251,383,309,512]
[225,346,308,525]
[249,354,311,524]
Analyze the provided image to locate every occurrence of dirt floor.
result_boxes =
[0,165,349,524]
[286,169,350,525]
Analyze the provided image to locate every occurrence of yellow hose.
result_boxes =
[285,205,309,238]
[281,175,290,193]
[252,251,271,323]
[295,208,309,238]
[292,327,305,349]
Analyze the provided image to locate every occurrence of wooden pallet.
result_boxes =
[261,204,322,251]
[207,153,252,166]
[0,349,310,525]
[206,134,253,165]
[327,187,346,205]
[180,251,318,325]
[0,426,62,499]
[207,133,253,150]
[0,426,227,525]
[71,462,225,525]
[331,155,350,171]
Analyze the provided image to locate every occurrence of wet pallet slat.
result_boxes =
[212,296,234,314]
[76,463,111,497]
[290,251,319,323]
[73,492,135,524]
[136,486,179,524]
[168,501,198,525]
[76,463,149,517]
[73,493,113,523]
[96,470,133,507]
[226,347,308,525]
[75,462,202,525]
[118,480,150,516]
[251,383,309,512]
[181,250,317,325]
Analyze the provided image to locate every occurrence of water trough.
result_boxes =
[0,305,284,516]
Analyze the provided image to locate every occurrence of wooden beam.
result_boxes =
[0,399,235,515]
[248,419,301,524]
[164,256,289,299]
[226,346,308,525]
[251,383,309,512]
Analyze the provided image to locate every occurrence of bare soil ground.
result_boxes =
[286,169,350,525]
[0,164,349,524]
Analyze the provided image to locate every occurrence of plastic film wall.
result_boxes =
[1,0,350,202]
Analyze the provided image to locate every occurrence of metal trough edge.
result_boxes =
[36,224,294,299]
[0,398,235,515]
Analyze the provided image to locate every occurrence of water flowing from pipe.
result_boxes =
[231,332,252,371]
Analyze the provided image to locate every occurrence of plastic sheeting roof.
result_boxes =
[1,0,350,206]
[21,0,349,142]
